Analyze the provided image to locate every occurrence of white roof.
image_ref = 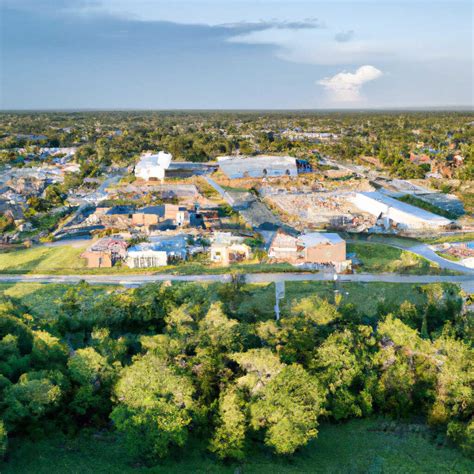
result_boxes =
[356,192,451,224]
[298,232,344,247]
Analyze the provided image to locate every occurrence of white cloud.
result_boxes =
[317,65,383,102]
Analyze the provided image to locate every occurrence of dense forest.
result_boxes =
[0,280,472,466]
[1,111,473,180]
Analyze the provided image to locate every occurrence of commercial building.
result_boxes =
[134,151,172,181]
[217,155,311,179]
[350,191,452,230]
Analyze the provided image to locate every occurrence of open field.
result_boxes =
[1,280,457,321]
[347,242,448,275]
[2,418,472,474]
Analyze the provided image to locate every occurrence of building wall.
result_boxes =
[304,241,346,263]
[127,251,168,268]
[131,213,159,226]
[81,251,113,268]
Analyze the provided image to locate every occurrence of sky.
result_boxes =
[0,0,472,109]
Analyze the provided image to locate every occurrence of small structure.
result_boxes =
[126,234,188,268]
[209,232,251,265]
[217,155,311,179]
[134,151,173,181]
[81,236,128,268]
[100,206,135,230]
[350,191,453,230]
[132,204,190,230]
[268,229,349,270]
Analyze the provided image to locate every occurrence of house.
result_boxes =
[126,234,188,268]
[132,204,191,230]
[131,206,165,227]
[134,151,172,181]
[100,206,135,229]
[81,236,128,268]
[217,155,311,179]
[268,230,348,269]
[209,232,251,265]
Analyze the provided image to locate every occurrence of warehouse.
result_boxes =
[134,151,172,181]
[217,155,311,179]
[350,191,452,230]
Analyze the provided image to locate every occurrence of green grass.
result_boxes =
[0,246,302,275]
[2,418,471,473]
[0,245,87,273]
[422,232,474,244]
[348,242,447,275]
[1,280,451,322]
[397,194,459,220]
[0,283,120,321]
[435,251,462,262]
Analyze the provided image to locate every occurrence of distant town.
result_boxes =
[0,111,473,276]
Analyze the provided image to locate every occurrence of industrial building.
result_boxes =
[350,192,452,230]
[134,151,172,181]
[217,155,311,179]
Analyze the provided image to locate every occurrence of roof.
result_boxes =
[128,234,188,256]
[106,205,135,215]
[355,192,451,224]
[298,232,344,247]
[135,205,165,216]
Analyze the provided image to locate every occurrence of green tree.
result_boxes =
[250,364,324,455]
[110,353,194,461]
[209,388,247,460]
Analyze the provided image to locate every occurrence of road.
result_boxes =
[347,236,474,274]
[1,272,473,292]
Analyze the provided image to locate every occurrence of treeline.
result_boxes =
[1,111,473,179]
[0,281,472,465]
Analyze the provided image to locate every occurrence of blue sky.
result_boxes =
[1,0,472,109]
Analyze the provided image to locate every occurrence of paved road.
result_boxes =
[348,236,474,274]
[1,272,473,292]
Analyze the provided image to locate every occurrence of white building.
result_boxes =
[126,234,188,268]
[217,155,310,179]
[350,191,452,230]
[134,151,173,181]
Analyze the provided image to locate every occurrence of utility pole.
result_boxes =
[274,281,285,321]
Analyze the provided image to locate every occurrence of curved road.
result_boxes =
[347,236,474,274]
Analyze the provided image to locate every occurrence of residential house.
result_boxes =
[209,232,251,265]
[81,236,128,268]
[126,234,188,268]
[268,229,348,270]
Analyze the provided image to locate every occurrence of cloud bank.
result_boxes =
[317,65,383,102]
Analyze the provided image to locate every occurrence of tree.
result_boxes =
[312,326,375,420]
[374,316,435,417]
[2,370,66,432]
[231,348,284,395]
[0,420,6,460]
[209,388,247,460]
[250,364,324,455]
[110,353,194,461]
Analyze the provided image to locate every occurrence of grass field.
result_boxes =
[1,280,456,322]
[347,242,448,275]
[2,418,472,473]
[0,241,451,276]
